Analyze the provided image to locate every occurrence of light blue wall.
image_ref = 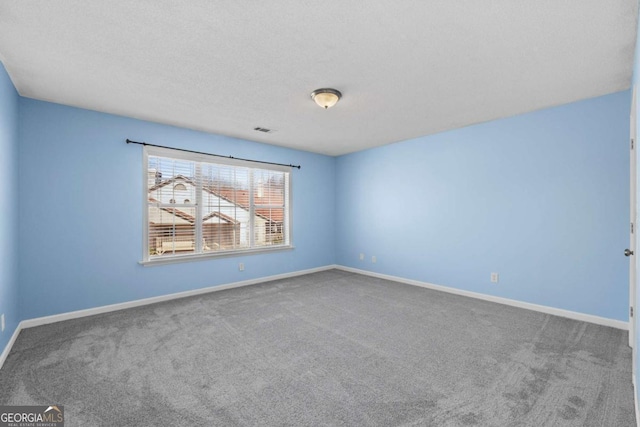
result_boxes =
[0,62,19,353]
[18,98,336,319]
[336,90,631,321]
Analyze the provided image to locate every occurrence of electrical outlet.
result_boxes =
[372,256,377,263]
[239,263,245,272]
[1,314,4,332]
[491,272,499,283]
[359,253,364,261]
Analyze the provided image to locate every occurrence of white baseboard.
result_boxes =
[0,321,23,371]
[21,264,337,330]
[336,265,629,331]
[0,264,336,371]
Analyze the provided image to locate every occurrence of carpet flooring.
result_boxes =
[0,269,635,426]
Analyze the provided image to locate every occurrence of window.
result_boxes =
[143,146,291,263]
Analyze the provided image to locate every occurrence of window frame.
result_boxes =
[141,146,293,266]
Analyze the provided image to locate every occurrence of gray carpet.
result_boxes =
[0,269,635,426]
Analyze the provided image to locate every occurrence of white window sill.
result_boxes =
[139,245,294,267]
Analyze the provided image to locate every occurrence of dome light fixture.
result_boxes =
[311,88,342,109]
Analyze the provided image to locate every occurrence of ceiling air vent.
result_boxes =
[254,127,275,133]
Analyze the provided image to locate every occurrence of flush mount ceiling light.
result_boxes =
[311,88,342,109]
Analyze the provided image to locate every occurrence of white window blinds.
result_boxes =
[144,146,291,262]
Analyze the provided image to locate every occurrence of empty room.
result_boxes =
[1,1,640,426]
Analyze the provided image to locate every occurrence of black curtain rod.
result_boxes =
[126,139,301,169]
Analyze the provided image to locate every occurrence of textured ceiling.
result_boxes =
[0,1,637,156]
